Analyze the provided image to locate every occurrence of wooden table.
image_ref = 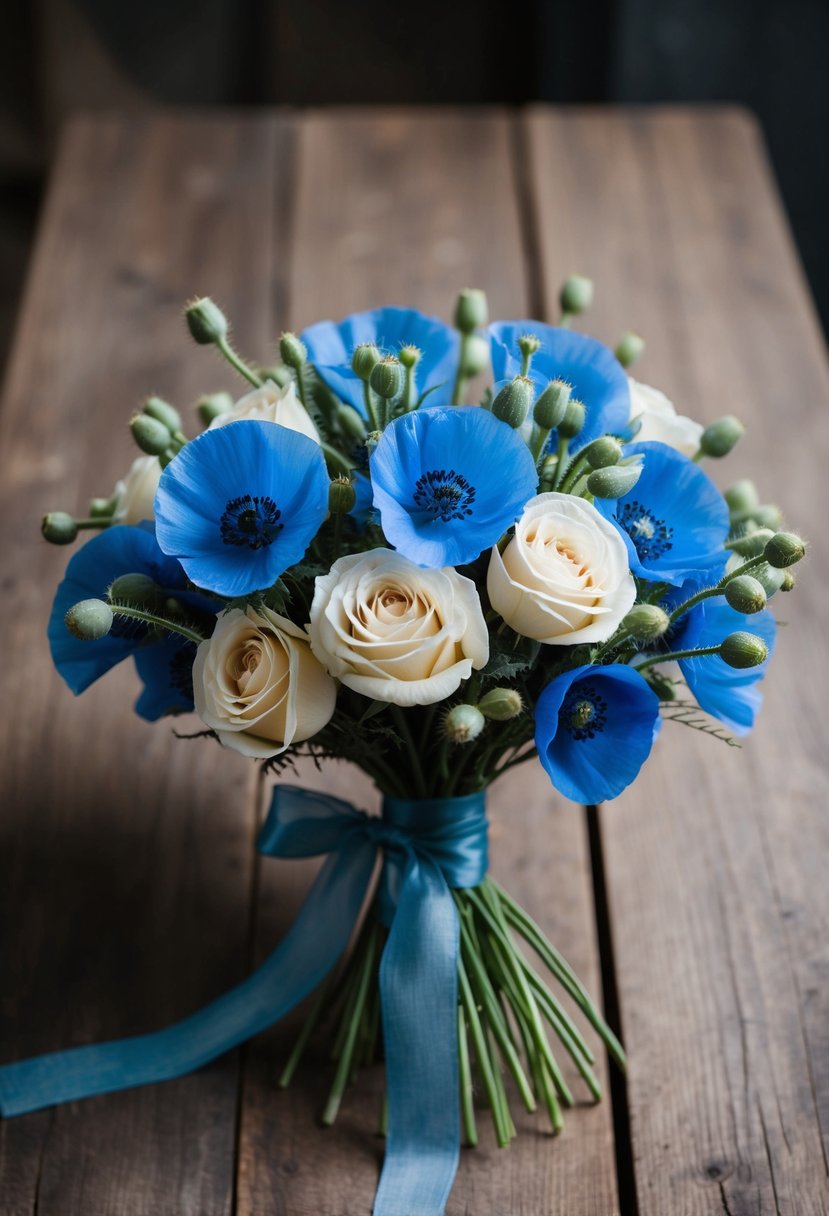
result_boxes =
[0,106,827,1215]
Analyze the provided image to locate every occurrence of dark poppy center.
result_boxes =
[413,469,476,522]
[220,494,282,549]
[560,683,608,741]
[618,500,673,562]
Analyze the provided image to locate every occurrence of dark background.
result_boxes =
[2,0,828,371]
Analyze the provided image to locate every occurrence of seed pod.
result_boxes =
[454,288,489,333]
[492,376,534,429]
[185,297,228,345]
[720,631,768,669]
[724,574,767,615]
[65,598,114,641]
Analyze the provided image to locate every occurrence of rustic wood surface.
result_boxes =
[0,106,826,1215]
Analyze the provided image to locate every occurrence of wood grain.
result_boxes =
[236,108,619,1216]
[527,107,829,1214]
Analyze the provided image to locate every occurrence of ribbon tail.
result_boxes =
[374,855,460,1216]
[0,839,374,1117]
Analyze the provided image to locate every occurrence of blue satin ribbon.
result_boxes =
[0,785,488,1216]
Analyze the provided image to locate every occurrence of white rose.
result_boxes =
[111,455,162,525]
[309,549,489,707]
[193,605,336,758]
[209,379,319,444]
[487,493,635,644]
[628,377,703,457]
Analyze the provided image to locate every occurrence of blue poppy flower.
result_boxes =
[302,307,459,413]
[48,524,209,721]
[594,441,729,586]
[369,405,538,567]
[535,663,660,803]
[154,420,329,597]
[489,321,630,449]
[660,583,776,734]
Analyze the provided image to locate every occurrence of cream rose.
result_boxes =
[111,455,162,525]
[309,549,489,706]
[209,379,319,444]
[193,605,336,758]
[628,378,702,456]
[487,493,635,644]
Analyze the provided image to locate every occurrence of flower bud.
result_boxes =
[454,288,488,334]
[587,462,642,499]
[256,364,292,388]
[724,574,767,615]
[751,561,786,597]
[518,333,541,362]
[492,376,534,428]
[279,331,307,370]
[143,395,181,433]
[352,342,382,381]
[720,630,768,669]
[699,414,745,458]
[584,435,622,469]
[533,379,570,430]
[477,687,523,721]
[724,478,759,515]
[89,496,117,519]
[781,570,796,592]
[398,344,422,370]
[615,331,646,368]
[131,413,173,456]
[185,297,228,345]
[197,391,234,426]
[328,476,356,515]
[558,398,586,439]
[42,511,78,544]
[444,703,485,744]
[370,355,403,401]
[337,404,367,442]
[728,526,775,557]
[764,531,806,568]
[622,603,670,642]
[460,333,489,377]
[559,274,594,316]
[65,598,114,641]
[108,572,159,606]
[752,503,782,530]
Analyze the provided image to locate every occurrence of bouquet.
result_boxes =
[1,277,805,1216]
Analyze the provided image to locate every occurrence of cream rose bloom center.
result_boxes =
[487,492,635,644]
[309,549,489,706]
[193,605,336,758]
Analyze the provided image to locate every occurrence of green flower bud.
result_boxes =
[370,355,403,401]
[42,511,78,544]
[622,603,670,642]
[460,333,489,377]
[352,342,382,381]
[751,503,782,530]
[143,395,182,433]
[724,574,767,615]
[764,531,806,568]
[197,391,234,426]
[454,288,488,334]
[399,344,422,370]
[728,526,776,557]
[337,404,367,441]
[65,598,114,641]
[108,572,159,606]
[559,274,594,316]
[328,476,356,515]
[477,688,523,721]
[587,462,642,499]
[584,435,622,470]
[518,333,541,362]
[185,297,228,345]
[279,331,307,370]
[699,414,745,458]
[752,561,786,597]
[89,495,118,519]
[492,376,534,429]
[720,630,768,669]
[645,670,677,701]
[781,570,796,592]
[444,703,485,744]
[615,331,646,368]
[724,478,759,515]
[131,413,173,456]
[533,379,570,430]
[558,398,586,439]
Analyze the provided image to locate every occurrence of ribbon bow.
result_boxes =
[0,785,489,1216]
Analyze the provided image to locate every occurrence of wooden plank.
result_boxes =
[0,113,291,1214]
[235,108,620,1215]
[527,106,829,1213]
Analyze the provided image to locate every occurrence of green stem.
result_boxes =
[74,517,111,531]
[634,645,722,672]
[321,441,354,476]
[458,1005,478,1147]
[452,334,470,405]
[390,708,427,798]
[279,973,334,1087]
[530,425,551,465]
[107,602,206,645]
[548,436,569,491]
[559,311,573,329]
[668,554,767,624]
[215,337,262,387]
[363,381,382,432]
[457,955,511,1147]
[322,921,378,1125]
